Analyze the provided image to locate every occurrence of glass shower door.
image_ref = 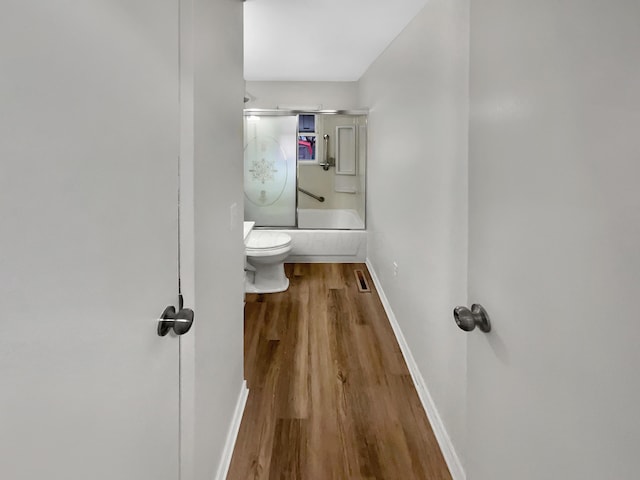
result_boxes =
[244,115,297,227]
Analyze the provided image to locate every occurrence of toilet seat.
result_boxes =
[245,231,292,257]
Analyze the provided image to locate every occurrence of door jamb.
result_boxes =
[178,0,196,478]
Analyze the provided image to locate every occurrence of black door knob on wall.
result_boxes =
[453,304,491,332]
[158,305,195,336]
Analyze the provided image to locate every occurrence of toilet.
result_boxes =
[245,230,292,294]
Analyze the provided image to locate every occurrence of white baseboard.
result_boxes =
[214,380,249,480]
[366,259,466,480]
[287,255,365,263]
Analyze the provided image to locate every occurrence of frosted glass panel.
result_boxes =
[244,115,297,226]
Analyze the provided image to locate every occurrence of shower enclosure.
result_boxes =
[243,109,367,230]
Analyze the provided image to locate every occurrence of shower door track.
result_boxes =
[243,108,369,116]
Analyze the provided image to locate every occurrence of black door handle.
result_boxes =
[158,305,195,337]
[453,304,491,332]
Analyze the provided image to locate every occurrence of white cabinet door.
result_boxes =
[0,2,181,479]
[467,1,640,479]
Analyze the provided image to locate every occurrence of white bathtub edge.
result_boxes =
[255,228,367,263]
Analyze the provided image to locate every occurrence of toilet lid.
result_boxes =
[246,231,292,250]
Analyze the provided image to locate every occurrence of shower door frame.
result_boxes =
[243,108,369,230]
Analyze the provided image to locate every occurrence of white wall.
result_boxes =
[467,1,640,478]
[245,81,358,109]
[189,0,245,479]
[358,0,469,471]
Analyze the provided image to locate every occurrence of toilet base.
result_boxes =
[245,275,289,294]
[244,261,290,294]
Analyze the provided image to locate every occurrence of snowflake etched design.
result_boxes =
[248,157,278,184]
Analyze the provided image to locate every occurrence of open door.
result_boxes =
[0,2,182,478]
[466,1,640,479]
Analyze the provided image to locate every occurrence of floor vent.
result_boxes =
[354,269,371,293]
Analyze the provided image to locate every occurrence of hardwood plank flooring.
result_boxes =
[228,263,452,480]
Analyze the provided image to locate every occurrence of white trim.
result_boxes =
[214,381,249,480]
[288,255,365,263]
[366,259,466,480]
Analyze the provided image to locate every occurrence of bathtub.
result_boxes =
[281,229,367,263]
[251,209,366,263]
[297,208,365,230]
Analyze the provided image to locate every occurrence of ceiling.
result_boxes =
[244,0,428,81]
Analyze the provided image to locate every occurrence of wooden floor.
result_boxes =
[228,263,452,480]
